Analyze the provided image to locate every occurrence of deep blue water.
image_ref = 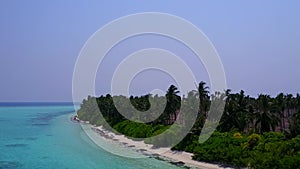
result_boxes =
[0,103,183,169]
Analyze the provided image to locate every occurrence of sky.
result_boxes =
[0,0,299,102]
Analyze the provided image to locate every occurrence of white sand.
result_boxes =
[93,126,232,169]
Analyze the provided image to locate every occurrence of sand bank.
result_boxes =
[91,126,233,169]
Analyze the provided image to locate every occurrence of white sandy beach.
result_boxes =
[91,125,232,169]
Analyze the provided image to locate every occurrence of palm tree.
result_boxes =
[289,94,300,137]
[290,109,300,137]
[254,94,279,133]
[285,94,294,118]
[274,93,286,132]
[197,81,210,118]
[218,90,249,132]
[218,89,235,132]
[164,85,181,124]
[189,82,210,134]
[236,90,250,132]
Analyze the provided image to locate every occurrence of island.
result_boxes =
[77,81,300,169]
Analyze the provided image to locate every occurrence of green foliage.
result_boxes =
[244,133,261,150]
[114,120,152,138]
[290,110,300,137]
[76,83,300,168]
[180,131,300,168]
[263,132,285,142]
[233,132,243,139]
[279,154,300,169]
[191,132,248,167]
[113,120,170,139]
[145,124,181,147]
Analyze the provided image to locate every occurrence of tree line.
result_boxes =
[77,81,300,138]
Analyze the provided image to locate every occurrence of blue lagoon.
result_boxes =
[0,103,184,169]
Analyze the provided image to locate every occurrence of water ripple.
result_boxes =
[0,160,22,169]
[5,144,27,148]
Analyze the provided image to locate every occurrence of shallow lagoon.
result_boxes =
[0,104,183,169]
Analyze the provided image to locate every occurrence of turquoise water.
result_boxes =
[0,104,182,169]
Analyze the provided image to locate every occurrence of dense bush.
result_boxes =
[190,132,248,167]
[144,124,182,147]
[113,120,170,139]
[174,132,300,168]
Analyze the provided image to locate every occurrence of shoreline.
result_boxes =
[89,124,232,169]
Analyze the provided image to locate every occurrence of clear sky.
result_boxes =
[0,0,299,102]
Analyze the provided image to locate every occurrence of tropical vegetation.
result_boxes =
[77,81,300,168]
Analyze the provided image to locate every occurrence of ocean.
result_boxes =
[0,103,183,169]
